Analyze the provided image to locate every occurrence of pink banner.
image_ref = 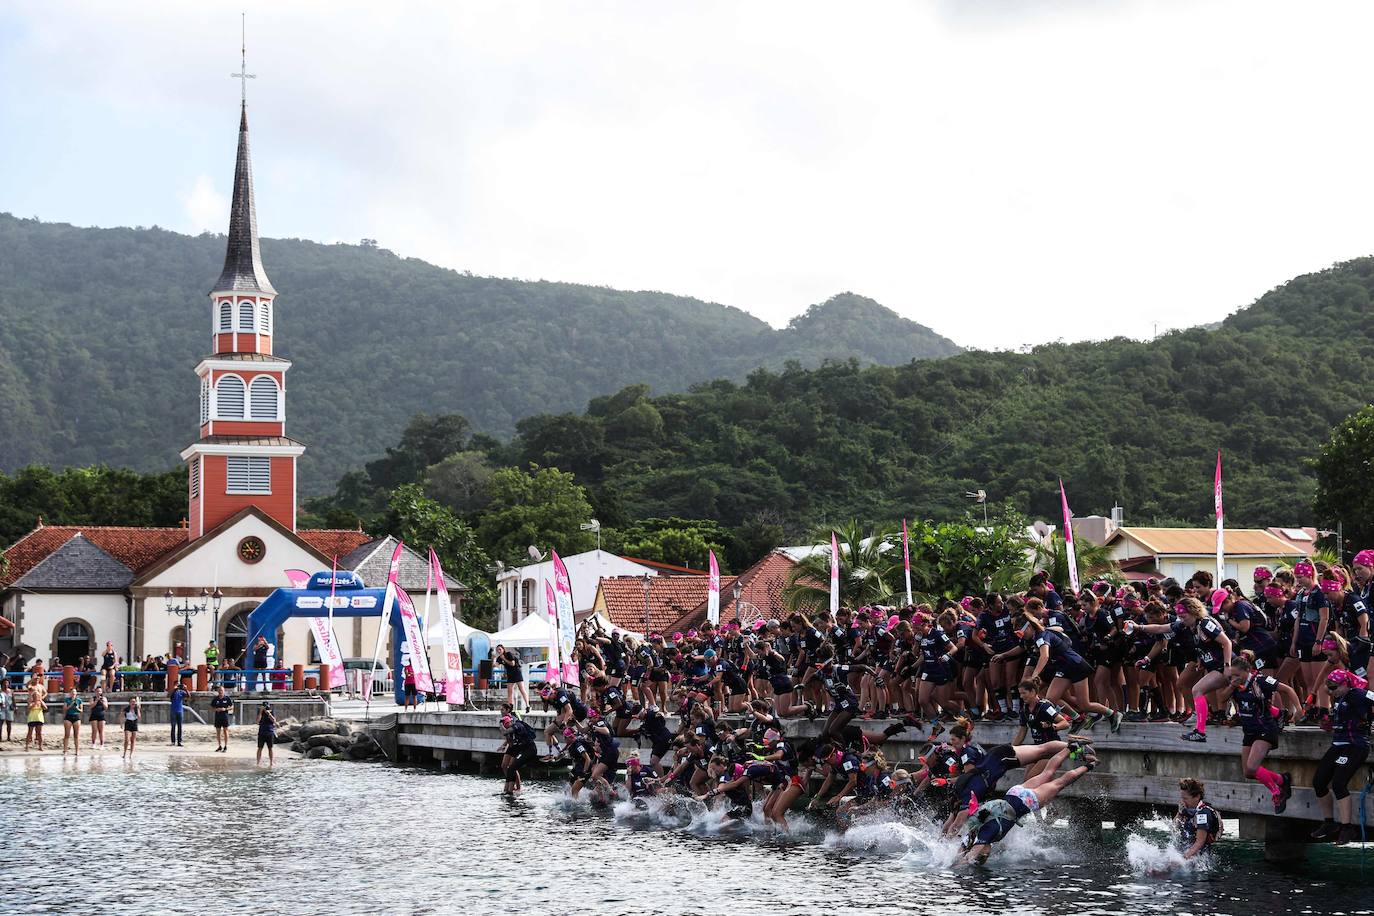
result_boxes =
[308,614,346,689]
[707,550,720,625]
[901,518,913,606]
[829,531,840,615]
[1215,451,1224,580]
[284,568,310,588]
[551,549,579,686]
[1060,479,1080,594]
[386,541,433,693]
[430,549,465,705]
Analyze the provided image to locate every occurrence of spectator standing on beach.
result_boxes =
[211,685,233,752]
[25,688,46,752]
[102,641,117,690]
[121,696,140,759]
[61,685,84,756]
[168,680,189,746]
[0,681,14,741]
[256,701,277,767]
[89,686,108,749]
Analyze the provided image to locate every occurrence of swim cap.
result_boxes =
[960,597,974,612]
[887,615,901,630]
[672,632,683,642]
[587,708,601,719]
[563,727,576,739]
[1355,550,1374,570]
[500,715,513,728]
[1294,561,1315,578]
[763,728,781,743]
[704,649,716,659]
[1252,566,1272,581]
[1210,589,1229,614]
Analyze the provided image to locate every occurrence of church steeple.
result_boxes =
[212,103,276,296]
[182,80,304,542]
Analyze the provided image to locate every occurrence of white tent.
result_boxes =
[488,612,559,649]
[582,612,642,642]
[425,615,490,644]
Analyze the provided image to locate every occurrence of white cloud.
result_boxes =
[181,174,228,235]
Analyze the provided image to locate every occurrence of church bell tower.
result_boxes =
[180,91,304,540]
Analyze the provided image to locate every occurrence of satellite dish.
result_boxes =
[528,545,545,562]
[1032,521,1051,541]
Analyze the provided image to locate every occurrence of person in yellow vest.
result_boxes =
[205,640,220,671]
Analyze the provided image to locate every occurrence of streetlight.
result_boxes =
[732,580,742,625]
[164,586,223,665]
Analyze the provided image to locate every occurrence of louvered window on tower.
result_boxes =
[189,459,200,498]
[200,378,210,425]
[238,300,255,331]
[218,301,232,331]
[259,302,271,334]
[250,377,279,420]
[216,376,246,418]
[226,456,270,494]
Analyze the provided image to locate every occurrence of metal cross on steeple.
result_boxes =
[230,13,255,102]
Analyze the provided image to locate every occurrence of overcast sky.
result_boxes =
[2,1,1371,350]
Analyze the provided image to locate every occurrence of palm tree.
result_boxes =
[783,520,899,613]
[1023,532,1120,591]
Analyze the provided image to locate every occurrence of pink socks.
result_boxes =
[1194,695,1208,734]
[1254,766,1283,798]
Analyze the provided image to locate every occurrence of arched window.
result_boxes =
[259,301,272,334]
[218,300,233,331]
[216,376,246,418]
[238,299,255,331]
[249,376,279,420]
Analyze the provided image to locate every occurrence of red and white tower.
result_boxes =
[181,101,304,540]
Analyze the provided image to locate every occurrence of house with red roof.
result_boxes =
[0,98,462,671]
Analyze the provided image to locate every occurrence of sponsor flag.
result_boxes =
[430,549,465,705]
[1215,451,1225,581]
[707,550,721,625]
[545,580,562,687]
[902,519,913,606]
[1060,480,1081,594]
[551,549,579,686]
[830,531,840,615]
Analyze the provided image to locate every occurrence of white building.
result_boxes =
[495,550,685,631]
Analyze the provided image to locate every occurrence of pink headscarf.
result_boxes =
[1355,549,1374,570]
[1326,669,1369,691]
[1294,560,1316,578]
[1252,566,1272,581]
[887,614,901,631]
[1210,588,1230,614]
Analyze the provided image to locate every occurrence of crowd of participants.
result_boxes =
[496,553,1374,857]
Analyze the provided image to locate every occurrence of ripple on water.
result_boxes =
[0,756,1363,915]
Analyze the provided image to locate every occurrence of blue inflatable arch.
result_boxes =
[244,570,410,704]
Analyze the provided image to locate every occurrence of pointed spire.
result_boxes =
[212,101,276,295]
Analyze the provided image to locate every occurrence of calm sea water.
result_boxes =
[1,754,1371,915]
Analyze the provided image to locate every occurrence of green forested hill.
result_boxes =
[0,213,960,492]
[486,257,1374,531]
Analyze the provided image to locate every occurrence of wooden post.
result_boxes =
[292,664,304,691]
[195,664,209,692]
[62,665,75,691]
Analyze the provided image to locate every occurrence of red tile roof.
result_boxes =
[598,574,737,633]
[299,529,373,560]
[666,550,805,632]
[2,523,372,589]
[2,525,187,587]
